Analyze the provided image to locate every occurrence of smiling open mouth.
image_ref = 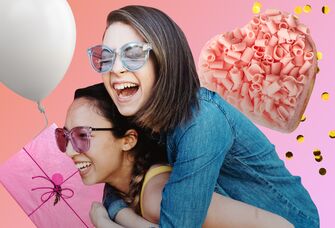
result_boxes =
[114,83,139,97]
[75,162,92,171]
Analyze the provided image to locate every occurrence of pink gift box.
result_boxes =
[0,124,104,227]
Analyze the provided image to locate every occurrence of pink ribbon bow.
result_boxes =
[23,147,89,227]
[31,173,74,205]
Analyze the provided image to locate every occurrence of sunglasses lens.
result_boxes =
[89,46,115,73]
[55,128,67,152]
[122,44,148,71]
[71,127,90,153]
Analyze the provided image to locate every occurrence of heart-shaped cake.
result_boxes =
[198,9,317,133]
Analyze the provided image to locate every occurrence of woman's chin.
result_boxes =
[81,177,97,186]
[120,108,138,116]
[115,103,139,116]
[80,169,97,185]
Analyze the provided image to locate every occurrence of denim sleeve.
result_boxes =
[159,102,234,227]
[102,184,128,220]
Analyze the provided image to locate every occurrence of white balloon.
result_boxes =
[0,0,76,101]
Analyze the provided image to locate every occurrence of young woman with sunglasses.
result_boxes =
[87,5,319,227]
[56,83,294,228]
[56,83,164,227]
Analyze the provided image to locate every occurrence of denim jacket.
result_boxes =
[104,87,319,228]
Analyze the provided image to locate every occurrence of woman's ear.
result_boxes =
[122,129,138,151]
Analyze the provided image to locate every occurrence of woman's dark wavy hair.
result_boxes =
[105,5,200,132]
[74,83,167,214]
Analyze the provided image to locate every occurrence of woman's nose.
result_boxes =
[112,54,127,74]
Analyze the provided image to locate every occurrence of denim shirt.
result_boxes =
[104,87,319,228]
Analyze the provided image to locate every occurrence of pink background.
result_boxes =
[1,0,334,227]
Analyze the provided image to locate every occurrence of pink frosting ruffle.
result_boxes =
[198,9,317,133]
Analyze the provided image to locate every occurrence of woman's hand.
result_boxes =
[90,202,123,228]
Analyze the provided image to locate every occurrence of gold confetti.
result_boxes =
[252,5,261,14]
[252,2,262,14]
[316,66,320,74]
[321,92,329,101]
[317,51,323,60]
[296,135,304,143]
[303,5,312,13]
[329,130,335,138]
[319,168,327,175]
[294,6,303,15]
[300,114,306,122]
[254,1,262,7]
[322,6,330,14]
[286,151,293,159]
[315,155,323,162]
[313,149,321,156]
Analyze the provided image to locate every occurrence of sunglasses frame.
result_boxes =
[55,126,117,153]
[87,41,152,73]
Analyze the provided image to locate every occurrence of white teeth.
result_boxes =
[114,83,138,90]
[75,162,92,170]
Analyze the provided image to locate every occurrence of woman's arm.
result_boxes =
[142,170,293,228]
[90,202,123,228]
[115,208,158,228]
[90,202,158,228]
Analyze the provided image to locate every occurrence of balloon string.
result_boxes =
[37,101,48,129]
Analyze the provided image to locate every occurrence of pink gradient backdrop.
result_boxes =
[1,0,333,227]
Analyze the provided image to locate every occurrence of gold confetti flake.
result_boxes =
[322,6,330,14]
[316,66,320,74]
[317,51,323,60]
[303,5,312,13]
[252,5,261,14]
[294,6,303,15]
[313,149,321,156]
[293,14,299,19]
[252,2,262,14]
[296,135,304,143]
[300,114,306,122]
[286,151,293,159]
[315,155,323,162]
[254,1,262,8]
[329,130,335,138]
[321,92,329,101]
[319,168,327,175]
